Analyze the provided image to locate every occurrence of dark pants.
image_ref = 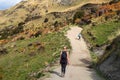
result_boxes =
[61,63,67,74]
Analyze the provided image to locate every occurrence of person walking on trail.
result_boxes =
[60,46,69,77]
[78,33,81,40]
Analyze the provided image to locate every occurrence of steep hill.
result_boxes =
[0,0,113,80]
[0,0,111,40]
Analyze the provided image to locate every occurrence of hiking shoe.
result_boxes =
[61,72,64,77]
[63,73,65,77]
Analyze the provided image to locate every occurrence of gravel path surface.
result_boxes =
[43,26,104,80]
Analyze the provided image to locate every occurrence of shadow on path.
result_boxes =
[80,59,93,68]
[48,70,61,77]
[80,59,91,65]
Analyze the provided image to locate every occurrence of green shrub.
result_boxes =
[73,11,84,23]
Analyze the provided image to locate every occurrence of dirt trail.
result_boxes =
[63,0,109,12]
[43,26,104,80]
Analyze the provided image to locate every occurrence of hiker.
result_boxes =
[77,33,81,40]
[60,46,69,77]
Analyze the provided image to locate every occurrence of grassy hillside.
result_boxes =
[82,20,120,47]
[0,27,71,80]
[81,1,120,47]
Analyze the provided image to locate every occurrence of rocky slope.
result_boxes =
[99,35,120,80]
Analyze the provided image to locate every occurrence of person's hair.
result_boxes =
[63,46,67,49]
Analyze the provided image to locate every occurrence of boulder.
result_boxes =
[53,0,73,5]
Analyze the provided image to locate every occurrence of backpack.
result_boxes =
[60,51,67,64]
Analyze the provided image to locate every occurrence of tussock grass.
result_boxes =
[82,21,120,47]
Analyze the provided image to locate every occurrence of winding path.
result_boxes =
[43,26,104,80]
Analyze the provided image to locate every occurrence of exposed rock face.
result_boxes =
[98,35,120,80]
[99,53,120,80]
[53,0,76,5]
